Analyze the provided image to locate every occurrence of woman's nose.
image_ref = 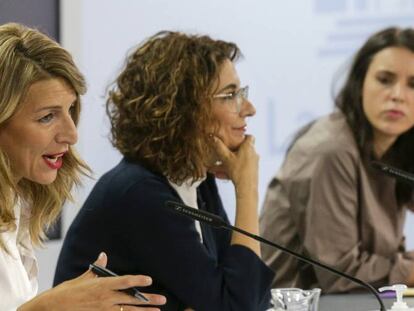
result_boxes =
[390,82,407,103]
[240,99,256,117]
[56,116,78,145]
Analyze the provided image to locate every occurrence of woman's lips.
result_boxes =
[233,126,246,133]
[384,109,405,120]
[42,152,65,169]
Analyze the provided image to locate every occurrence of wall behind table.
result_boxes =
[37,0,414,291]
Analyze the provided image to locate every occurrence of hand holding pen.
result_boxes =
[89,263,149,302]
[34,253,166,311]
[23,252,166,311]
[85,253,166,311]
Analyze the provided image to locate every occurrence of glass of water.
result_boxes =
[270,288,321,311]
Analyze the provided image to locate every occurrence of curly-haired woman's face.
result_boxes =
[362,47,414,153]
[211,60,256,150]
[0,78,78,184]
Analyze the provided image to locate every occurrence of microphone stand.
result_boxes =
[165,200,386,311]
[228,223,385,311]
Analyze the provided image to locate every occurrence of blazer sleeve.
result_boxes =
[299,150,414,292]
[116,176,273,311]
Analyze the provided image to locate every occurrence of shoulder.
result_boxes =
[294,112,357,155]
[280,112,361,180]
[82,158,177,214]
[101,158,163,183]
[77,159,184,233]
[98,158,169,194]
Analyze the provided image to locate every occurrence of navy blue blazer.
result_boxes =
[54,158,274,310]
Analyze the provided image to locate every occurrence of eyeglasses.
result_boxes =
[212,86,249,113]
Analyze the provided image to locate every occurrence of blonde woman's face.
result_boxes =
[211,59,256,150]
[0,78,78,184]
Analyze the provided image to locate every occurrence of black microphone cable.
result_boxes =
[165,200,386,311]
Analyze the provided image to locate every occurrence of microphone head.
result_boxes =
[165,201,227,228]
[371,161,414,186]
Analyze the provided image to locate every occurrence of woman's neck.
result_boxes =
[373,131,398,159]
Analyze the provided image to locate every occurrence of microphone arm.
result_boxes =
[372,161,414,186]
[165,200,386,311]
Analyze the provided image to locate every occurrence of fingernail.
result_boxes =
[98,252,106,260]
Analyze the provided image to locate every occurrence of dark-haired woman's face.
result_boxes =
[211,59,256,150]
[362,47,414,147]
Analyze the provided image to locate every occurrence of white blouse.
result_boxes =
[168,178,205,242]
[0,200,38,311]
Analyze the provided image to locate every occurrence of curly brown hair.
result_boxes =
[107,31,240,184]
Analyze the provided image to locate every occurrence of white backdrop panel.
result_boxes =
[35,0,414,292]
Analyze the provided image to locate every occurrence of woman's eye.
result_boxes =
[38,113,54,123]
[69,105,76,117]
[224,92,236,100]
[376,74,393,85]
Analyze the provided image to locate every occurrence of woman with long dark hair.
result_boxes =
[260,27,414,293]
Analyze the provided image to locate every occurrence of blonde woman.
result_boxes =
[0,23,165,311]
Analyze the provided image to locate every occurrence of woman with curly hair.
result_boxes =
[0,23,165,311]
[260,27,414,293]
[54,31,274,310]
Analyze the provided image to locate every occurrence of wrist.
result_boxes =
[235,184,258,199]
[19,290,53,311]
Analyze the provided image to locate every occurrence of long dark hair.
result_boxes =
[335,27,414,205]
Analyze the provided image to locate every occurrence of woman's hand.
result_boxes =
[208,134,258,190]
[18,252,166,311]
[209,135,261,256]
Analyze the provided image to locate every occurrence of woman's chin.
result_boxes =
[227,137,245,151]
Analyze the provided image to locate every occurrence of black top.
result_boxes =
[54,158,274,310]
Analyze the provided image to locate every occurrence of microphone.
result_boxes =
[165,200,386,311]
[372,161,414,186]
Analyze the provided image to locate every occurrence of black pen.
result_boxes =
[89,263,149,302]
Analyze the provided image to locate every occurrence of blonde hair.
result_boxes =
[0,23,89,249]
